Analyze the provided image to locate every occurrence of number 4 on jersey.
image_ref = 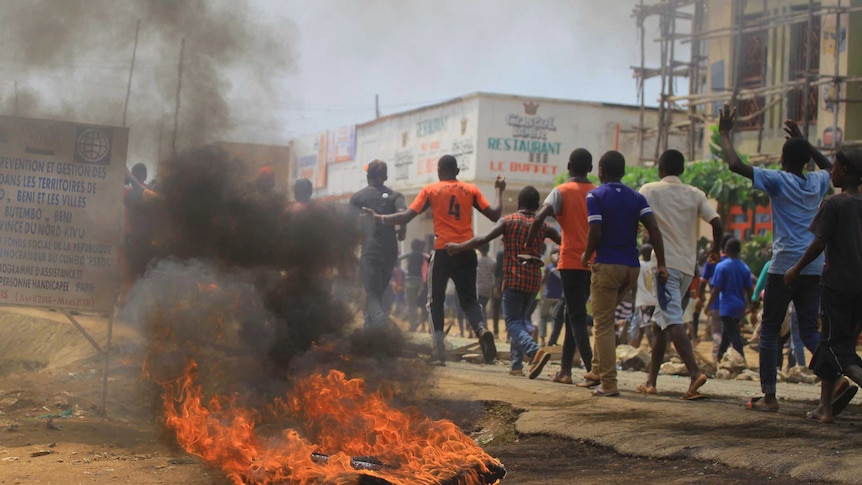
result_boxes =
[447,195,461,220]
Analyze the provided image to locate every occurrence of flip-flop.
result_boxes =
[832,385,858,417]
[681,393,706,401]
[636,383,657,395]
[833,378,850,399]
[592,387,620,397]
[528,350,551,380]
[576,379,600,388]
[746,396,779,412]
[806,408,834,424]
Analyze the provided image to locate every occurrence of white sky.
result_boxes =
[246,0,683,139]
[0,0,688,163]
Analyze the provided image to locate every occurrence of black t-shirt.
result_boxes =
[809,193,862,290]
[406,250,426,277]
[349,184,405,261]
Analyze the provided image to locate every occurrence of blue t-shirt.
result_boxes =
[753,168,831,275]
[586,182,652,267]
[701,255,727,311]
[710,257,752,319]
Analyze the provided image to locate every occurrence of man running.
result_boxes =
[364,155,505,364]
[445,186,560,378]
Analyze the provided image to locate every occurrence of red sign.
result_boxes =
[488,160,558,176]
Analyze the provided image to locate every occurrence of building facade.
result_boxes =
[290,92,687,254]
[701,0,862,157]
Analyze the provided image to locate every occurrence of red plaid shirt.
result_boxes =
[502,210,550,294]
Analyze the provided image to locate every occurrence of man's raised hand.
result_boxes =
[494,175,506,192]
[783,119,804,140]
[718,104,736,135]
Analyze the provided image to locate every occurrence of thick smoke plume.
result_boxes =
[126,146,432,412]
[1,0,295,158]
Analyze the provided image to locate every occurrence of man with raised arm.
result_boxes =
[364,155,505,365]
[717,104,832,412]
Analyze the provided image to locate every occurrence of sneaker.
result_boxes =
[509,369,525,376]
[528,349,551,380]
[478,328,497,363]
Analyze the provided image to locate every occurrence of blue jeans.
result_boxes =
[503,288,540,370]
[760,274,821,394]
[787,308,806,368]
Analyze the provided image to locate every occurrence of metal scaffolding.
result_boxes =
[632,0,862,164]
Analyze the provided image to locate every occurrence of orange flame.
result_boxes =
[161,361,502,484]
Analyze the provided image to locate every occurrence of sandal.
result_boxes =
[576,378,600,388]
[832,385,858,417]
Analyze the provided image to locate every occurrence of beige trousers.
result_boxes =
[590,263,639,391]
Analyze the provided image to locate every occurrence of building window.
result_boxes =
[733,214,747,224]
[754,212,771,223]
[788,14,820,124]
[736,23,767,131]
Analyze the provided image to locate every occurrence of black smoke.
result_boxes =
[125,146,432,409]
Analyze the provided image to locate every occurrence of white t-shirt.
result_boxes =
[639,176,718,276]
[635,258,657,307]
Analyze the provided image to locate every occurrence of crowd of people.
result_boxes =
[121,101,862,423]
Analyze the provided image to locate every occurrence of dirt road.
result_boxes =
[0,308,857,484]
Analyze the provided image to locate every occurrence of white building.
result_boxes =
[290,92,686,254]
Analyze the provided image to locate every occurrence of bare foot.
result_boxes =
[806,406,834,424]
[746,396,779,412]
[681,374,707,400]
[636,383,657,395]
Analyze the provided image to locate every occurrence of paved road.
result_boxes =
[428,336,862,484]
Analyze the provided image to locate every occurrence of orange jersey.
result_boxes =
[409,180,491,249]
[544,180,595,270]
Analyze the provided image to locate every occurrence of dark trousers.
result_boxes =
[547,299,566,346]
[428,250,486,334]
[491,288,502,335]
[760,273,821,394]
[362,256,395,329]
[718,316,744,361]
[560,269,592,372]
[810,287,862,380]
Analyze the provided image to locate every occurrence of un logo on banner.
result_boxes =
[74,127,112,165]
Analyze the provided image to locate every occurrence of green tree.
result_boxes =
[740,231,772,277]
[552,127,776,237]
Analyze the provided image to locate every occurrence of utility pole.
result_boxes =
[122,19,141,128]
[375,94,380,119]
[171,38,185,156]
